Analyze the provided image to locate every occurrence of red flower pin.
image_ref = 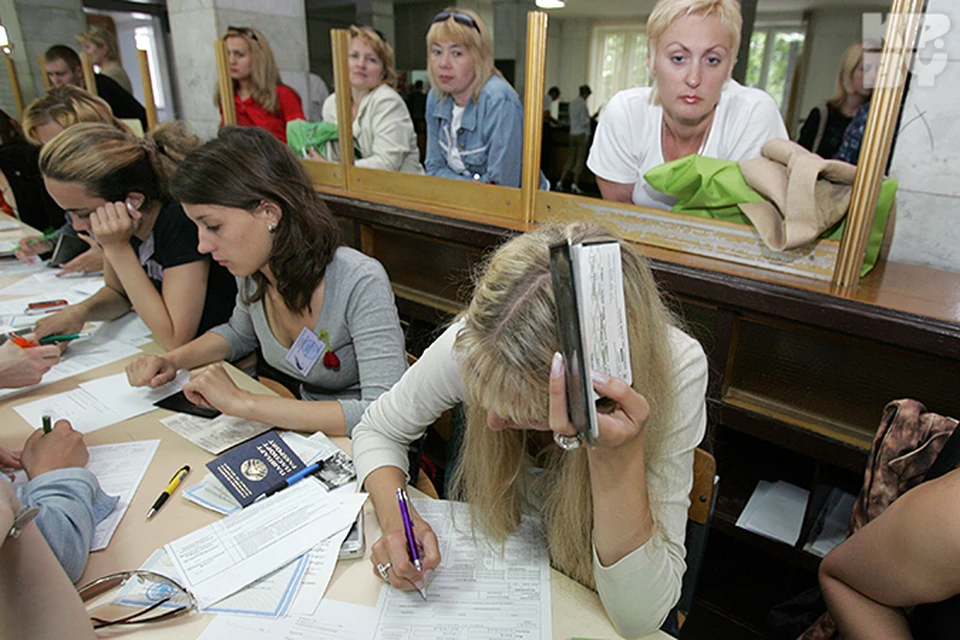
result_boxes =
[318,329,340,370]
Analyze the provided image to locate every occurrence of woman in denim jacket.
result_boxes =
[423,9,526,188]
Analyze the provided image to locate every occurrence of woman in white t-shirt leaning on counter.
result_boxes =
[587,0,788,209]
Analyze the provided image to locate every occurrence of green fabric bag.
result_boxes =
[286,120,341,160]
[643,155,895,276]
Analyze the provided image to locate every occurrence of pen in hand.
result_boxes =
[146,465,190,520]
[397,487,428,600]
[42,415,52,434]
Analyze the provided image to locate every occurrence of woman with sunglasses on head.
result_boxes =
[424,8,535,188]
[587,0,787,208]
[33,122,237,350]
[217,26,304,143]
[125,127,407,438]
[320,26,422,173]
[353,221,708,638]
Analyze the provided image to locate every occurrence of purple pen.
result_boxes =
[396,487,422,571]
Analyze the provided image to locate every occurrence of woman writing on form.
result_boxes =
[126,127,407,437]
[587,0,787,209]
[353,222,708,637]
[33,122,237,350]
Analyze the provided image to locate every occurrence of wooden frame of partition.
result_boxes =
[302,4,917,285]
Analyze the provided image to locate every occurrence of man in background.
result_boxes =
[556,84,593,194]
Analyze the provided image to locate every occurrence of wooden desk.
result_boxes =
[0,335,664,639]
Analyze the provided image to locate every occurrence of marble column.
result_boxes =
[0,0,85,114]
[167,0,309,139]
[356,0,395,48]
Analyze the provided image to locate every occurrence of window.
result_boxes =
[590,24,648,113]
[134,25,166,109]
[745,24,805,116]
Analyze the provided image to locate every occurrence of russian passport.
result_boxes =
[205,430,304,507]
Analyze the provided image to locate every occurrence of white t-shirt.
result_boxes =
[587,79,788,209]
[447,104,467,173]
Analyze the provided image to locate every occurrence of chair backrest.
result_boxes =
[662,447,719,637]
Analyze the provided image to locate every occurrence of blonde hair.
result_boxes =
[647,0,743,105]
[426,8,502,103]
[22,85,131,144]
[39,122,200,211]
[450,222,679,589]
[829,41,865,109]
[77,26,120,62]
[215,27,282,114]
[350,25,398,89]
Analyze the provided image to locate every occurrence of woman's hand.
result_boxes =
[20,420,89,479]
[370,508,440,594]
[32,306,88,342]
[306,148,328,162]
[14,236,53,261]
[0,445,22,480]
[548,352,650,451]
[0,339,60,388]
[90,202,141,248]
[183,363,250,415]
[56,235,103,275]
[125,354,178,388]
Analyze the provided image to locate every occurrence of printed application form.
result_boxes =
[196,600,378,640]
[373,500,552,640]
[165,481,366,609]
[87,439,160,550]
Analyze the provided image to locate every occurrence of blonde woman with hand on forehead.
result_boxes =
[320,26,422,173]
[217,26,304,143]
[33,123,237,350]
[588,0,788,209]
[353,222,708,638]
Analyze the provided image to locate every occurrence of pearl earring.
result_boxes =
[268,222,277,233]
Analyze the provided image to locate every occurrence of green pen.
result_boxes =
[11,229,58,253]
[37,332,91,345]
[42,415,51,434]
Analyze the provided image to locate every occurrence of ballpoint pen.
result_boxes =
[37,332,92,345]
[146,465,190,520]
[397,487,428,600]
[8,333,38,348]
[260,460,325,499]
[42,415,52,434]
[11,231,58,253]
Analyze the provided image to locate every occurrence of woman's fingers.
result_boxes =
[547,352,578,437]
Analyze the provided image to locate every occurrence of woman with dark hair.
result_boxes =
[0,109,63,232]
[33,122,236,350]
[126,126,407,437]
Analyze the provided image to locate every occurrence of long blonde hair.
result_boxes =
[22,85,131,144]
[450,222,679,589]
[215,27,283,113]
[829,41,865,109]
[427,7,503,103]
[39,121,200,211]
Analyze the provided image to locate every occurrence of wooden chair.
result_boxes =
[662,447,719,637]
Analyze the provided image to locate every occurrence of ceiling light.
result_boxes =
[536,0,565,8]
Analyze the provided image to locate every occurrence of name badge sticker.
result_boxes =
[284,327,325,376]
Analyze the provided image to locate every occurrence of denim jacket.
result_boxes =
[425,74,535,188]
[12,468,118,582]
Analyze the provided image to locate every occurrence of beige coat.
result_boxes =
[322,83,423,174]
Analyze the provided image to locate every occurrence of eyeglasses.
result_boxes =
[430,11,482,35]
[78,570,196,629]
[227,26,258,42]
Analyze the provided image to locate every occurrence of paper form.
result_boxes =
[81,370,189,419]
[372,499,552,640]
[196,600,378,640]
[159,413,273,455]
[736,480,810,546]
[165,482,366,609]
[0,269,103,297]
[0,256,45,275]
[87,439,160,550]
[0,338,142,401]
[98,312,153,346]
[14,388,127,434]
[287,522,354,615]
[133,548,310,618]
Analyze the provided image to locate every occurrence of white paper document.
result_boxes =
[372,499,552,640]
[159,413,272,455]
[97,312,153,346]
[0,256,45,275]
[87,439,160,550]
[736,480,811,546]
[164,481,366,609]
[80,370,189,420]
[197,600,378,640]
[135,547,310,618]
[0,337,142,401]
[0,269,103,297]
[803,488,856,558]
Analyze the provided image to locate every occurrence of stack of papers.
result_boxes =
[736,480,810,546]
